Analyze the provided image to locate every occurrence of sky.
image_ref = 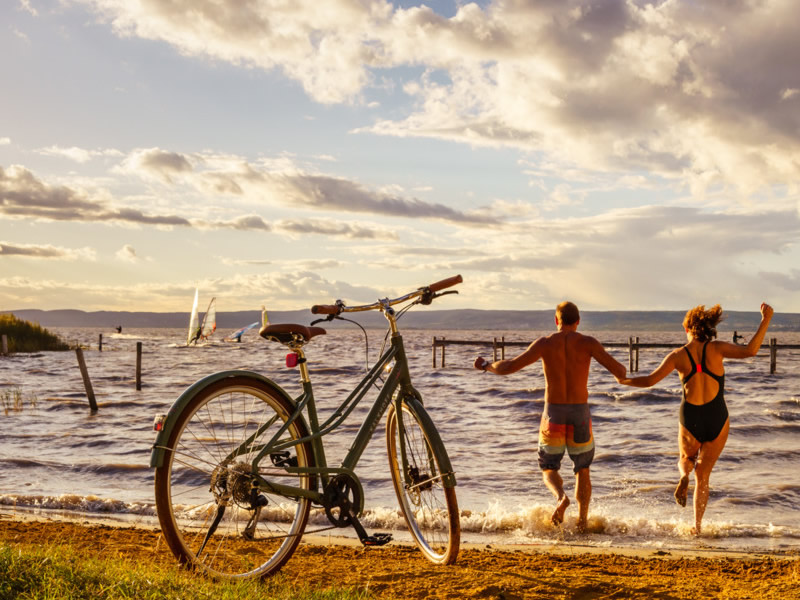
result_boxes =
[1,0,799,314]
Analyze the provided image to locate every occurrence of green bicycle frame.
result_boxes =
[248,330,455,503]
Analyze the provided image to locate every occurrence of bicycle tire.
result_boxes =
[386,399,460,564]
[154,376,314,579]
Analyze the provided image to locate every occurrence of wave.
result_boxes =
[0,493,156,515]
[4,494,798,544]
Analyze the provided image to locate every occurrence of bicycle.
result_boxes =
[150,275,462,579]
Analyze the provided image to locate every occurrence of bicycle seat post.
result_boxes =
[287,340,311,384]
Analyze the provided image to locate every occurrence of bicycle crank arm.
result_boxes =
[348,513,393,547]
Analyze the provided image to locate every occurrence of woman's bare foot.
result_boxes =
[690,524,702,536]
[551,494,570,526]
[674,475,689,507]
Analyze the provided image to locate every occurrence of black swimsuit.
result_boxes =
[679,342,729,443]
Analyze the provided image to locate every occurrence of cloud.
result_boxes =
[0,271,384,311]
[79,0,794,199]
[117,148,497,225]
[36,146,124,163]
[0,164,191,226]
[121,148,193,182]
[276,219,398,240]
[115,244,138,262]
[0,241,95,260]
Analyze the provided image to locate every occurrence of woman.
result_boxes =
[617,303,773,534]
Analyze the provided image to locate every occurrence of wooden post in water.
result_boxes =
[634,336,640,373]
[492,338,498,362]
[770,338,777,375]
[432,336,437,368]
[441,337,446,368]
[1,334,7,356]
[99,333,103,351]
[136,342,143,390]
[75,348,98,412]
[501,336,505,360]
[628,337,634,373]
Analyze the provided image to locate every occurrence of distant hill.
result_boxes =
[4,308,799,332]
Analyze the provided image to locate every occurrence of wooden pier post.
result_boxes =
[136,342,143,390]
[75,348,98,412]
[492,338,498,362]
[501,336,505,360]
[1,334,7,356]
[628,337,634,373]
[770,338,777,375]
[441,337,446,368]
[99,333,103,351]
[634,336,639,373]
[432,336,437,368]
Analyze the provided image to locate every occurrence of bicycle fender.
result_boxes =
[149,370,298,469]
[402,397,458,489]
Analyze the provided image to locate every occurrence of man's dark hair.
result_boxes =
[556,301,580,326]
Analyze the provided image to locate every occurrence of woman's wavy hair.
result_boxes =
[682,304,723,342]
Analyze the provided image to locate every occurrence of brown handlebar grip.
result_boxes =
[428,274,463,293]
[311,304,340,315]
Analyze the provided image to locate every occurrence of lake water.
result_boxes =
[1,323,798,555]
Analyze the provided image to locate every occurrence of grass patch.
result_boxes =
[0,313,70,353]
[1,386,38,415]
[0,543,371,600]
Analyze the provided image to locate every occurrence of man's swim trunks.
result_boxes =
[679,342,728,443]
[538,403,594,473]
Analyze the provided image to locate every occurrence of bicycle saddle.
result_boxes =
[259,323,327,344]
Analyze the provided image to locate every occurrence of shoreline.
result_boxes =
[2,513,798,599]
[3,507,798,561]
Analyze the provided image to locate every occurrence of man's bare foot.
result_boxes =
[551,494,570,526]
[576,518,588,533]
[690,524,701,536]
[674,475,689,507]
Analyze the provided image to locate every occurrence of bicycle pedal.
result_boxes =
[362,533,392,547]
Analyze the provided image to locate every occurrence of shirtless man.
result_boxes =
[474,301,626,532]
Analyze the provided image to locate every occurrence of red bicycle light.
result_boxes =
[153,414,167,432]
[286,353,299,368]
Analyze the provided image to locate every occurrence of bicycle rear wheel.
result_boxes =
[154,376,314,579]
[386,399,460,564]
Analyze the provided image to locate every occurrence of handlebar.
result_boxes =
[310,274,462,315]
[310,304,340,315]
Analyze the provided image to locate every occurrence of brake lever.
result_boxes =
[310,314,338,326]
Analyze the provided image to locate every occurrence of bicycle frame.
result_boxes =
[247,328,429,504]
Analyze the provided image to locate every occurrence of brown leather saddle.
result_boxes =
[259,323,326,344]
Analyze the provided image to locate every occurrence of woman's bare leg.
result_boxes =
[691,418,730,534]
[676,425,701,507]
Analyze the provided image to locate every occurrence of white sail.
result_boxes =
[199,297,217,340]
[186,288,200,345]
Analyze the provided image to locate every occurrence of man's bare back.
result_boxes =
[475,328,625,404]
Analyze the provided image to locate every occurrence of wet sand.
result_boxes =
[1,515,798,599]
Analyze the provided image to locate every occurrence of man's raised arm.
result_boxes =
[475,338,545,375]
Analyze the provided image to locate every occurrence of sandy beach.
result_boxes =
[1,514,797,599]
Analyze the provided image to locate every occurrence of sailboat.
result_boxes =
[224,321,259,343]
[187,289,217,345]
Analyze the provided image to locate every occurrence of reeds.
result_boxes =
[0,313,70,353]
[0,386,38,415]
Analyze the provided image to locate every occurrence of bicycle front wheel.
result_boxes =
[386,399,460,564]
[154,376,314,579]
